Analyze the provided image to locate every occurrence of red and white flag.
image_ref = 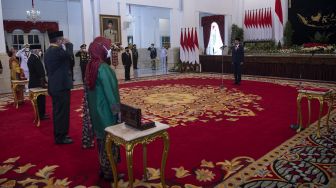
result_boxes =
[184,28,190,63]
[180,28,185,63]
[252,10,257,41]
[194,27,200,64]
[274,0,283,43]
[248,10,252,40]
[261,8,265,40]
[189,28,195,64]
[269,7,273,40]
[263,8,268,40]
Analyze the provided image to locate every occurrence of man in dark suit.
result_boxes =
[27,45,48,120]
[147,43,157,70]
[121,47,132,81]
[131,44,138,69]
[231,37,244,85]
[44,31,73,144]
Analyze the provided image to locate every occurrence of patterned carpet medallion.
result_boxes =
[0,74,335,188]
[120,84,263,127]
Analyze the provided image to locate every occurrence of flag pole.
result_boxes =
[220,45,226,89]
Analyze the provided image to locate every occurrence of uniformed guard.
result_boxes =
[75,44,89,82]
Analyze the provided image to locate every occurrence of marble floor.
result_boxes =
[0,63,174,94]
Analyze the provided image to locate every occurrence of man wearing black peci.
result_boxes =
[44,31,73,144]
[27,45,48,120]
[231,37,244,85]
[131,44,138,69]
[121,47,132,81]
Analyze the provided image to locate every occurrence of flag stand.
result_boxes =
[220,46,226,90]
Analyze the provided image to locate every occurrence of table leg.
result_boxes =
[143,143,148,181]
[160,131,170,188]
[105,135,118,188]
[35,95,41,127]
[12,84,18,109]
[30,95,38,126]
[316,99,324,138]
[126,143,134,188]
[325,95,334,132]
[297,95,303,132]
[308,99,311,126]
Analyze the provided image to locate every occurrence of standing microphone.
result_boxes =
[219,45,227,90]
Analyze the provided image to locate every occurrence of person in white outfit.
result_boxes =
[206,22,224,55]
[16,43,31,80]
[160,47,168,72]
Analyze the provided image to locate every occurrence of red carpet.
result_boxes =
[0,74,332,187]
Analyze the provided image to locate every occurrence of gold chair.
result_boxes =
[29,88,48,127]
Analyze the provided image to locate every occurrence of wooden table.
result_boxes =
[105,122,170,188]
[11,80,28,109]
[296,88,334,137]
[29,88,48,127]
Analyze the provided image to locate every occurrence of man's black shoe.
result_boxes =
[40,114,50,120]
[55,137,73,144]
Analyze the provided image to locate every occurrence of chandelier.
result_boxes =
[26,0,41,23]
[125,4,133,23]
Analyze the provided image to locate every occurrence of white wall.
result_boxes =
[0,0,6,53]
[159,19,170,37]
[68,0,83,49]
[94,0,234,48]
[126,5,170,48]
[1,0,235,49]
[1,0,83,50]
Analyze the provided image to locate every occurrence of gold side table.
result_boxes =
[105,122,170,188]
[11,80,28,109]
[29,88,48,127]
[296,89,334,137]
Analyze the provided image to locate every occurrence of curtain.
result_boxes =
[201,15,225,53]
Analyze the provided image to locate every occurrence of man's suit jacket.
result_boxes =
[27,54,46,88]
[122,52,132,66]
[231,44,244,64]
[65,42,75,67]
[44,45,73,95]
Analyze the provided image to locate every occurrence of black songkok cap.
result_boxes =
[48,31,64,40]
[30,45,42,49]
[80,44,87,48]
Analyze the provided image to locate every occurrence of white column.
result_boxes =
[92,0,100,37]
[170,8,181,48]
[119,1,128,46]
[0,0,6,53]
[81,0,94,45]
[225,15,232,46]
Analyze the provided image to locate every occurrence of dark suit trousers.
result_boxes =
[37,95,46,117]
[70,65,74,80]
[133,58,138,69]
[233,63,242,83]
[80,62,87,82]
[124,65,131,80]
[51,90,70,141]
